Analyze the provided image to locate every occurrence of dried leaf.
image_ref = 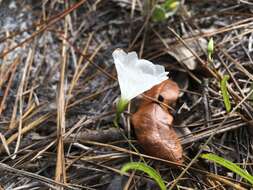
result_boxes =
[168,38,207,70]
[132,80,183,163]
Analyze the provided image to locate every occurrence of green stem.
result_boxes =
[114,98,128,127]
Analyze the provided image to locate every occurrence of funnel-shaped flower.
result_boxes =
[112,49,168,102]
[112,49,168,126]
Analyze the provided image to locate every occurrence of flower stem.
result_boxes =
[114,98,128,127]
[113,97,147,164]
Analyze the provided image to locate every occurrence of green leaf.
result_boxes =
[220,75,231,112]
[201,153,253,185]
[152,0,179,22]
[121,162,166,190]
[152,5,166,22]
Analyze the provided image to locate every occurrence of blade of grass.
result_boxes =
[201,153,253,185]
[207,37,214,62]
[221,75,231,112]
[121,162,166,190]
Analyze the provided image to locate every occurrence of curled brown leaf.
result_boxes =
[132,80,183,163]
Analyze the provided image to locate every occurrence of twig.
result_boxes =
[55,10,68,186]
[0,162,80,190]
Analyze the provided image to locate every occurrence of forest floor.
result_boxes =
[0,0,253,189]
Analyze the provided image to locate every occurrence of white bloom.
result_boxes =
[112,49,168,101]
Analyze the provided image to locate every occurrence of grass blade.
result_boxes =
[221,75,231,112]
[121,162,166,190]
[201,153,253,185]
[207,38,214,62]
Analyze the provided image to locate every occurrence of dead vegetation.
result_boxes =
[0,0,253,189]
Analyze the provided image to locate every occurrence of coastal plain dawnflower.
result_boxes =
[112,49,168,122]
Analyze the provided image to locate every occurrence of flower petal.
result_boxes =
[112,49,127,64]
[113,49,168,101]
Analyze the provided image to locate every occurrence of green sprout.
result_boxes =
[220,75,231,112]
[152,0,180,22]
[114,97,128,127]
[207,37,214,62]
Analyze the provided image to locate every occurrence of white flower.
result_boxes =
[112,49,168,101]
